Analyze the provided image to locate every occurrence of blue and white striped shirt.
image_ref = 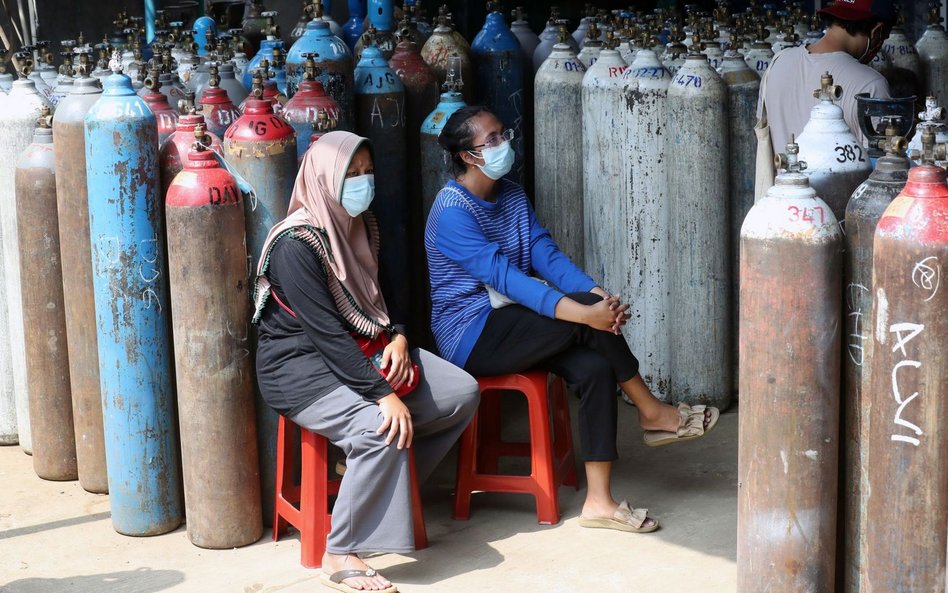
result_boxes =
[425,179,597,367]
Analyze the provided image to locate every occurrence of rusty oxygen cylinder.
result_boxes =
[666,37,732,408]
[839,122,911,593]
[420,6,474,105]
[863,134,948,593]
[159,93,223,200]
[165,128,262,549]
[15,106,77,481]
[52,62,109,493]
[223,82,296,528]
[198,62,242,138]
[142,66,180,145]
[535,26,586,267]
[738,139,843,593]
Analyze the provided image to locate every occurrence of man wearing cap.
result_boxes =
[758,0,895,152]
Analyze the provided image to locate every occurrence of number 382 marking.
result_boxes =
[835,144,865,163]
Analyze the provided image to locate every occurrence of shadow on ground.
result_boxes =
[4,567,185,593]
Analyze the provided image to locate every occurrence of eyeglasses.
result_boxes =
[471,128,515,150]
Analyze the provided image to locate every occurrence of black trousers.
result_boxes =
[464,292,641,462]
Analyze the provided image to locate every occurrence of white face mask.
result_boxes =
[340,174,375,217]
[468,140,516,180]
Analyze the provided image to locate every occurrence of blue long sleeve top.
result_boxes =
[425,179,597,367]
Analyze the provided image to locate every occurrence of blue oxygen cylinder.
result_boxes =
[344,0,367,50]
[193,16,218,56]
[244,38,283,89]
[420,67,465,216]
[84,63,182,536]
[285,8,353,103]
[353,45,410,324]
[471,8,526,186]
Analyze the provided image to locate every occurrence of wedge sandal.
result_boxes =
[643,403,720,447]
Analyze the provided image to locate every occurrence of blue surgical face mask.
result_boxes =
[469,140,515,180]
[340,174,375,217]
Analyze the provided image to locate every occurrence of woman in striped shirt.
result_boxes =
[425,106,719,533]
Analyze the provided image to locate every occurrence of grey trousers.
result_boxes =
[290,347,480,555]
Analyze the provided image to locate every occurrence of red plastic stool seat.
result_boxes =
[273,415,428,568]
[453,371,577,525]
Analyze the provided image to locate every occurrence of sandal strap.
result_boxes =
[616,500,649,529]
[676,403,707,438]
[330,569,377,584]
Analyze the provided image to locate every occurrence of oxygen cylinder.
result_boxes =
[243,11,284,90]
[471,6,526,186]
[868,47,894,75]
[353,44,410,326]
[737,139,843,593]
[283,54,341,160]
[863,163,948,593]
[908,96,948,166]
[744,27,774,75]
[286,4,351,96]
[510,7,539,66]
[241,61,289,115]
[218,63,249,104]
[242,0,270,55]
[573,9,593,48]
[198,66,242,139]
[576,22,602,69]
[916,8,948,106]
[581,37,627,302]
[0,79,53,454]
[51,74,108,493]
[141,74,180,145]
[390,34,439,343]
[355,0,397,60]
[193,16,218,56]
[883,21,923,78]
[796,73,873,224]
[344,0,367,51]
[14,108,77,480]
[621,40,672,402]
[421,10,474,104]
[662,26,688,75]
[721,49,760,397]
[160,114,223,199]
[166,135,262,549]
[666,47,732,408]
[223,95,296,527]
[84,64,182,536]
[840,127,910,593]
[285,19,354,130]
[420,57,466,216]
[535,38,585,267]
[533,9,578,73]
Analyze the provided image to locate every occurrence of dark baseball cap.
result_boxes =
[817,0,895,21]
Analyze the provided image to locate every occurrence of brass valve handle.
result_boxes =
[191,123,210,152]
[38,105,53,128]
[301,52,321,80]
[813,72,843,102]
[774,136,808,173]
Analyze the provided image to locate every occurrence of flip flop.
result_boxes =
[643,403,720,447]
[321,569,398,593]
[578,500,660,533]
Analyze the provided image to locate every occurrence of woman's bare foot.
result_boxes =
[321,552,393,591]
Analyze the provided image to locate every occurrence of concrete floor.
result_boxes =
[0,400,738,593]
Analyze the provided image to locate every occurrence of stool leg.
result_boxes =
[452,411,478,521]
[409,452,428,550]
[527,382,560,525]
[272,416,291,541]
[477,390,502,474]
[552,378,578,489]
[299,431,329,569]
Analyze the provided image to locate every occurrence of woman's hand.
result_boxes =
[585,296,630,334]
[590,286,611,299]
[380,334,414,390]
[377,394,413,449]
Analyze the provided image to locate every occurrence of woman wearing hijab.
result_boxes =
[425,106,720,534]
[253,131,479,593]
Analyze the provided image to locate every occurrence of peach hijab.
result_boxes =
[252,131,391,335]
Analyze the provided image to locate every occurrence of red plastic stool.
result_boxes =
[273,415,428,568]
[453,371,577,525]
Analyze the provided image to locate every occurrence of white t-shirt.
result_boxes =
[757,46,891,153]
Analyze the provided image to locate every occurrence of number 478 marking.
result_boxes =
[787,205,825,224]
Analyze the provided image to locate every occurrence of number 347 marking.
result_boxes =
[787,205,825,224]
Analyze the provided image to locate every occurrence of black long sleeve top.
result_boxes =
[254,237,405,416]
